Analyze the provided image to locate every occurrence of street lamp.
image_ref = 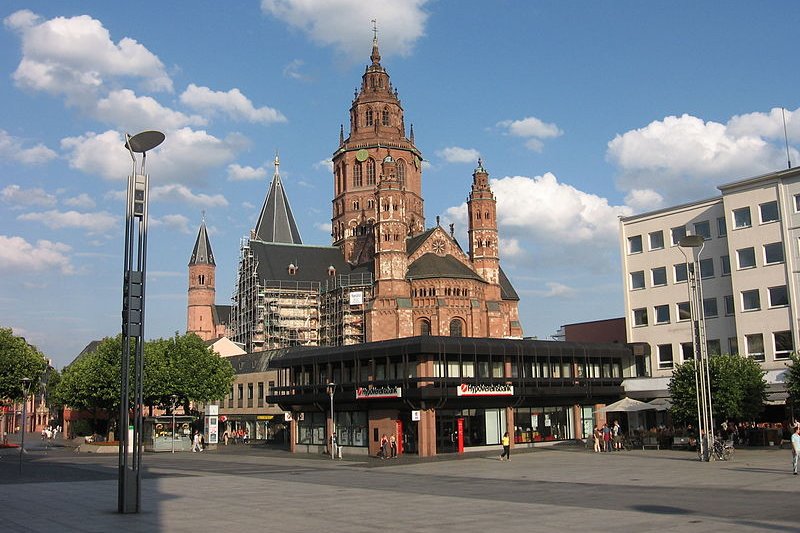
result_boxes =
[326,382,335,459]
[119,130,164,514]
[679,234,715,462]
[19,377,31,474]
[171,395,178,454]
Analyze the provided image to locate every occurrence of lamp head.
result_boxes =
[679,235,704,248]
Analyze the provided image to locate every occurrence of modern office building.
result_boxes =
[619,166,800,402]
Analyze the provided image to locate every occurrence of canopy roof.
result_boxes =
[595,397,653,413]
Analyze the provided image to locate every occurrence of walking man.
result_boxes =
[500,431,510,461]
[791,425,800,475]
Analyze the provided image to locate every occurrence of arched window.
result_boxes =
[366,159,376,185]
[419,319,431,336]
[198,274,205,285]
[353,200,360,211]
[449,318,463,337]
[397,160,405,187]
[365,109,374,126]
[353,162,363,187]
[382,108,390,126]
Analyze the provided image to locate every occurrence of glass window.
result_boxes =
[733,207,751,229]
[774,331,793,360]
[795,194,800,213]
[658,344,674,369]
[707,339,722,356]
[681,342,694,361]
[742,289,761,311]
[630,271,645,290]
[737,247,756,269]
[728,337,739,355]
[649,231,664,250]
[768,285,788,307]
[353,162,363,187]
[628,235,643,254]
[764,242,784,264]
[703,297,718,318]
[651,266,667,286]
[677,301,691,321]
[366,159,376,185]
[759,200,779,223]
[449,319,463,337]
[633,308,648,326]
[674,263,688,282]
[746,333,764,361]
[699,258,714,279]
[492,361,504,378]
[694,220,711,240]
[721,255,731,276]
[717,216,727,237]
[724,295,735,315]
[654,304,670,324]
[671,226,687,246]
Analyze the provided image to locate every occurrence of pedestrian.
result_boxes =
[390,434,397,458]
[613,420,622,450]
[192,431,202,452]
[602,423,612,452]
[500,431,510,461]
[330,432,338,458]
[791,425,800,475]
[593,426,601,453]
[379,434,389,459]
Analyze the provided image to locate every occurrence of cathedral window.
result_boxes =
[365,109,374,126]
[449,318,464,337]
[485,211,490,220]
[353,162,363,187]
[476,212,481,219]
[382,108,390,126]
[397,160,405,187]
[418,319,431,336]
[366,159,376,185]
[198,274,205,285]
[367,199,375,209]
[353,200,360,211]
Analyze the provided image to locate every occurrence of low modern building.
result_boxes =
[619,166,800,404]
[266,335,631,456]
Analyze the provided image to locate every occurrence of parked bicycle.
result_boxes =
[711,437,735,461]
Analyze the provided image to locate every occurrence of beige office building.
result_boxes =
[619,167,800,401]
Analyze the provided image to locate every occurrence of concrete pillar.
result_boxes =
[418,408,436,457]
[506,406,515,449]
[572,404,583,440]
[289,418,297,453]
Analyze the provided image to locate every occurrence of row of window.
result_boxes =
[627,199,781,255]
[629,242,784,290]
[364,108,392,128]
[656,330,793,369]
[228,380,275,402]
[632,285,789,326]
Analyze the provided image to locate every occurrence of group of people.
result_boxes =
[591,421,622,452]
[40,425,61,442]
[222,428,249,445]
[191,431,205,452]
[377,433,398,459]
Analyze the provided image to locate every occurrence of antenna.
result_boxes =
[782,107,792,169]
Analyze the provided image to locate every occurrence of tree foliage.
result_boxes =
[784,352,800,409]
[669,354,767,425]
[0,327,48,400]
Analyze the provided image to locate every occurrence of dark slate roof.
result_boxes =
[498,267,519,301]
[406,253,484,282]
[405,227,436,256]
[253,160,303,244]
[213,304,232,326]
[66,339,103,368]
[226,347,299,374]
[249,241,371,285]
[189,220,215,266]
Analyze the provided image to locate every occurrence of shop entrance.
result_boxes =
[436,412,471,453]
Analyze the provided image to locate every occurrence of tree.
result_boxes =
[669,354,767,425]
[0,327,48,400]
[784,352,800,411]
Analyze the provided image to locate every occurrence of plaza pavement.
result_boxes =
[1,439,798,532]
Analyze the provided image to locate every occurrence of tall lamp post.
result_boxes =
[171,395,178,454]
[119,130,165,513]
[679,235,715,461]
[18,377,31,474]
[327,382,335,459]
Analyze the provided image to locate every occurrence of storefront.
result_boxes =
[267,336,632,457]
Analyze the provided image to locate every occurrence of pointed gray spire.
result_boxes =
[253,153,303,244]
[189,218,215,266]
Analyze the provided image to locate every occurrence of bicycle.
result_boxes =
[711,438,735,461]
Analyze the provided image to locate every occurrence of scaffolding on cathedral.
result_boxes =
[320,272,373,346]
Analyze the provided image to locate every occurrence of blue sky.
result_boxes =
[2,1,799,368]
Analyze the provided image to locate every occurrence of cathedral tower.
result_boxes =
[187,217,217,340]
[468,160,501,299]
[331,29,424,265]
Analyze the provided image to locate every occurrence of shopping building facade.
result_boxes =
[619,166,800,401]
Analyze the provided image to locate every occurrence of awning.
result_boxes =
[646,397,672,411]
[595,397,653,413]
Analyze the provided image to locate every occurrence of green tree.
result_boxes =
[784,352,800,411]
[0,327,48,400]
[669,354,767,425]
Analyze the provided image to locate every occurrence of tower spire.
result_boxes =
[253,153,303,244]
[370,19,381,65]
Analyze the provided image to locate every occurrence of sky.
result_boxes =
[2,1,800,369]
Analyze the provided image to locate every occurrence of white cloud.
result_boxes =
[499,237,523,258]
[313,158,333,172]
[0,234,74,274]
[283,59,311,81]
[261,0,429,62]
[1,184,57,208]
[227,164,268,181]
[436,146,480,164]
[150,213,191,234]
[61,128,246,185]
[497,116,563,152]
[541,281,577,299]
[315,221,332,233]
[607,111,799,203]
[150,184,229,207]
[0,130,57,165]
[93,89,206,131]
[624,189,665,213]
[4,10,172,106]
[180,84,287,124]
[17,209,117,234]
[63,193,96,209]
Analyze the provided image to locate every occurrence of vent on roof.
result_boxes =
[288,263,297,275]
[328,265,336,277]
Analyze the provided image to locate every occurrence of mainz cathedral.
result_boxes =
[187,35,522,351]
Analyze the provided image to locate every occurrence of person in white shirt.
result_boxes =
[791,426,800,475]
